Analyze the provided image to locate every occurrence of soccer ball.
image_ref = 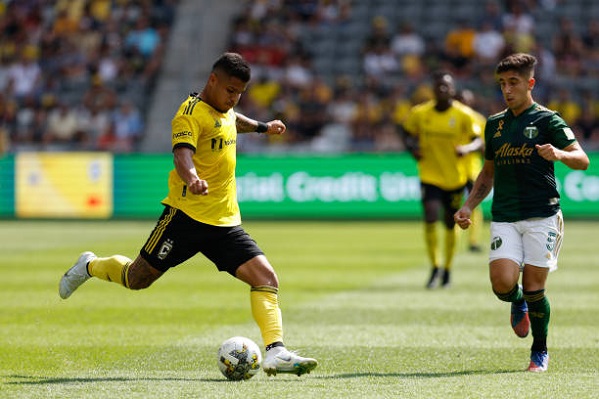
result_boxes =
[217,336,262,381]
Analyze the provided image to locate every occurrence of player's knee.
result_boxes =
[125,259,162,290]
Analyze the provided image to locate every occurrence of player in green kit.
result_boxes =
[454,53,589,372]
[59,52,317,377]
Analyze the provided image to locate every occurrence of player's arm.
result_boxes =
[454,160,494,229]
[173,146,208,195]
[536,141,589,171]
[399,125,421,160]
[456,137,483,157]
[235,112,286,135]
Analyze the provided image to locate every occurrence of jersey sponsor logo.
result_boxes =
[523,125,538,139]
[173,130,193,139]
[211,137,236,151]
[495,143,534,157]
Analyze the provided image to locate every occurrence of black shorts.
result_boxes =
[140,206,264,276]
[421,183,465,214]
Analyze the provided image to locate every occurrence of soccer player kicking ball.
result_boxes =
[454,53,589,372]
[59,52,317,377]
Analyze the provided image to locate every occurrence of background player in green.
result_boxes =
[59,52,317,377]
[454,53,590,372]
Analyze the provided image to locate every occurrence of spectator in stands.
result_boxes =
[363,42,400,82]
[76,102,112,150]
[83,75,117,112]
[552,17,584,77]
[481,1,504,32]
[443,19,477,74]
[473,20,506,66]
[363,16,392,53]
[548,88,582,126]
[103,99,144,153]
[7,46,42,102]
[391,22,426,59]
[501,2,536,54]
[390,22,426,78]
[43,101,81,149]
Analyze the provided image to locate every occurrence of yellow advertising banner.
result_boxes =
[16,152,113,218]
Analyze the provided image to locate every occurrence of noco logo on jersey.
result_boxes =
[173,131,192,139]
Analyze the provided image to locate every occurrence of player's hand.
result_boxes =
[266,120,286,135]
[188,178,208,195]
[535,144,560,161]
[454,206,472,230]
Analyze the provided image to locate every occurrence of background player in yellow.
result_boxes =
[455,89,486,253]
[59,52,317,377]
[402,70,482,289]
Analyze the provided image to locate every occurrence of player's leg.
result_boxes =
[488,221,530,338]
[210,226,317,376]
[439,187,464,288]
[59,206,187,298]
[522,265,550,372]
[521,212,562,372]
[235,255,317,376]
[422,184,442,288]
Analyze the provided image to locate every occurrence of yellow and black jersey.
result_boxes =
[162,93,241,226]
[403,100,480,190]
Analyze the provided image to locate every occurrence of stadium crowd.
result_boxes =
[229,0,599,153]
[1,0,598,154]
[0,0,177,153]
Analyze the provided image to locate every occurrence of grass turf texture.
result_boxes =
[1,220,597,399]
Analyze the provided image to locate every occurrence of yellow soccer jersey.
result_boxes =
[162,94,241,226]
[463,107,485,182]
[403,100,479,190]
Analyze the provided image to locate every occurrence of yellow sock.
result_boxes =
[250,286,283,347]
[444,227,457,270]
[88,255,132,287]
[469,207,483,247]
[425,223,439,267]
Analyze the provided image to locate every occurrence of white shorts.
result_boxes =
[489,211,564,272]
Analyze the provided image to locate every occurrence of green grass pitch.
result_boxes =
[1,219,597,398]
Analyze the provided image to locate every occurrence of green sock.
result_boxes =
[525,289,550,346]
[494,284,523,303]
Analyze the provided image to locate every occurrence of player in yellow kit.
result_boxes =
[402,70,482,288]
[455,89,486,253]
[59,52,317,377]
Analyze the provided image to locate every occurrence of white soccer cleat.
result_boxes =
[59,251,96,299]
[262,346,318,376]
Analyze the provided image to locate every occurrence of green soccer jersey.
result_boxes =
[484,103,577,222]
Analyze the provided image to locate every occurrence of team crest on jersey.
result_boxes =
[157,239,174,260]
[490,236,502,250]
[523,125,538,139]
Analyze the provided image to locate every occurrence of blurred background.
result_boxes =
[0,0,597,219]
